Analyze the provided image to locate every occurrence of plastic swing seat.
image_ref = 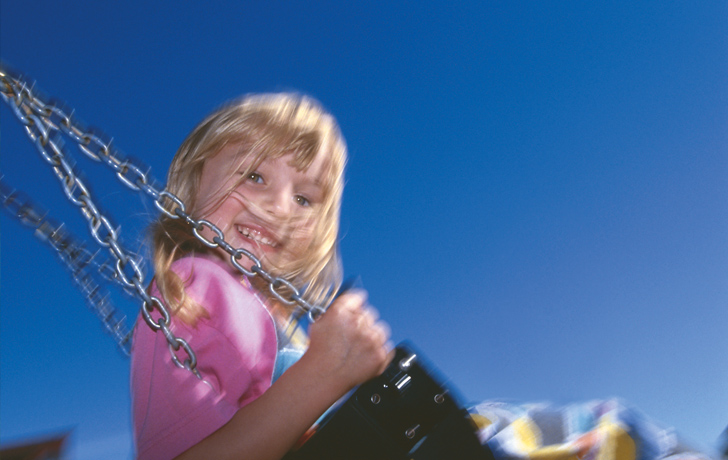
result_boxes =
[284,343,494,460]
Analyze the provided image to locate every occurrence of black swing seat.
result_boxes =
[284,343,494,460]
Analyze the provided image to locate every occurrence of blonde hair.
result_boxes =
[151,93,346,323]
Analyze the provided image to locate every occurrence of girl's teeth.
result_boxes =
[237,226,277,247]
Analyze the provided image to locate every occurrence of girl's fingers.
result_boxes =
[357,307,376,329]
[338,289,367,308]
[372,321,389,345]
[364,305,380,321]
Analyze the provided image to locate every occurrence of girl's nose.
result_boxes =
[264,187,292,218]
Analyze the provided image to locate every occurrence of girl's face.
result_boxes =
[195,143,327,272]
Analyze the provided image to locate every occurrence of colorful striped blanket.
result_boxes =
[470,399,714,460]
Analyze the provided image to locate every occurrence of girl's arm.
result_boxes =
[175,290,391,460]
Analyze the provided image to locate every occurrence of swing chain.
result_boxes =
[0,180,133,355]
[0,69,203,376]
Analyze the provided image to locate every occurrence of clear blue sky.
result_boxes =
[1,1,726,458]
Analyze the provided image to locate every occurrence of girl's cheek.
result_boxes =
[293,214,318,237]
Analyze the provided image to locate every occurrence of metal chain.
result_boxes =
[0,68,201,375]
[0,178,133,355]
[0,66,327,378]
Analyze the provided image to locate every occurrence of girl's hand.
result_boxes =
[305,290,392,391]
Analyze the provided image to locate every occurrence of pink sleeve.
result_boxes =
[131,256,277,460]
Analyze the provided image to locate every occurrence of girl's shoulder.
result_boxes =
[168,253,260,316]
[172,252,236,275]
[172,253,250,289]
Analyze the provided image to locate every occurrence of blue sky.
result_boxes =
[1,1,726,458]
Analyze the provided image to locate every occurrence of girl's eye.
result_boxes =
[294,195,310,207]
[247,172,264,184]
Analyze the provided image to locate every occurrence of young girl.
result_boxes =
[131,93,392,460]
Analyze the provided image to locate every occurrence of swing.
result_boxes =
[283,343,492,460]
[0,66,492,459]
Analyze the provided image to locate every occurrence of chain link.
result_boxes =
[0,179,133,355]
[1,66,328,378]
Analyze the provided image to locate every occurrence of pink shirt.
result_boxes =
[131,254,278,460]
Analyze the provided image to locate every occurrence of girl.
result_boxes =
[131,93,392,460]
